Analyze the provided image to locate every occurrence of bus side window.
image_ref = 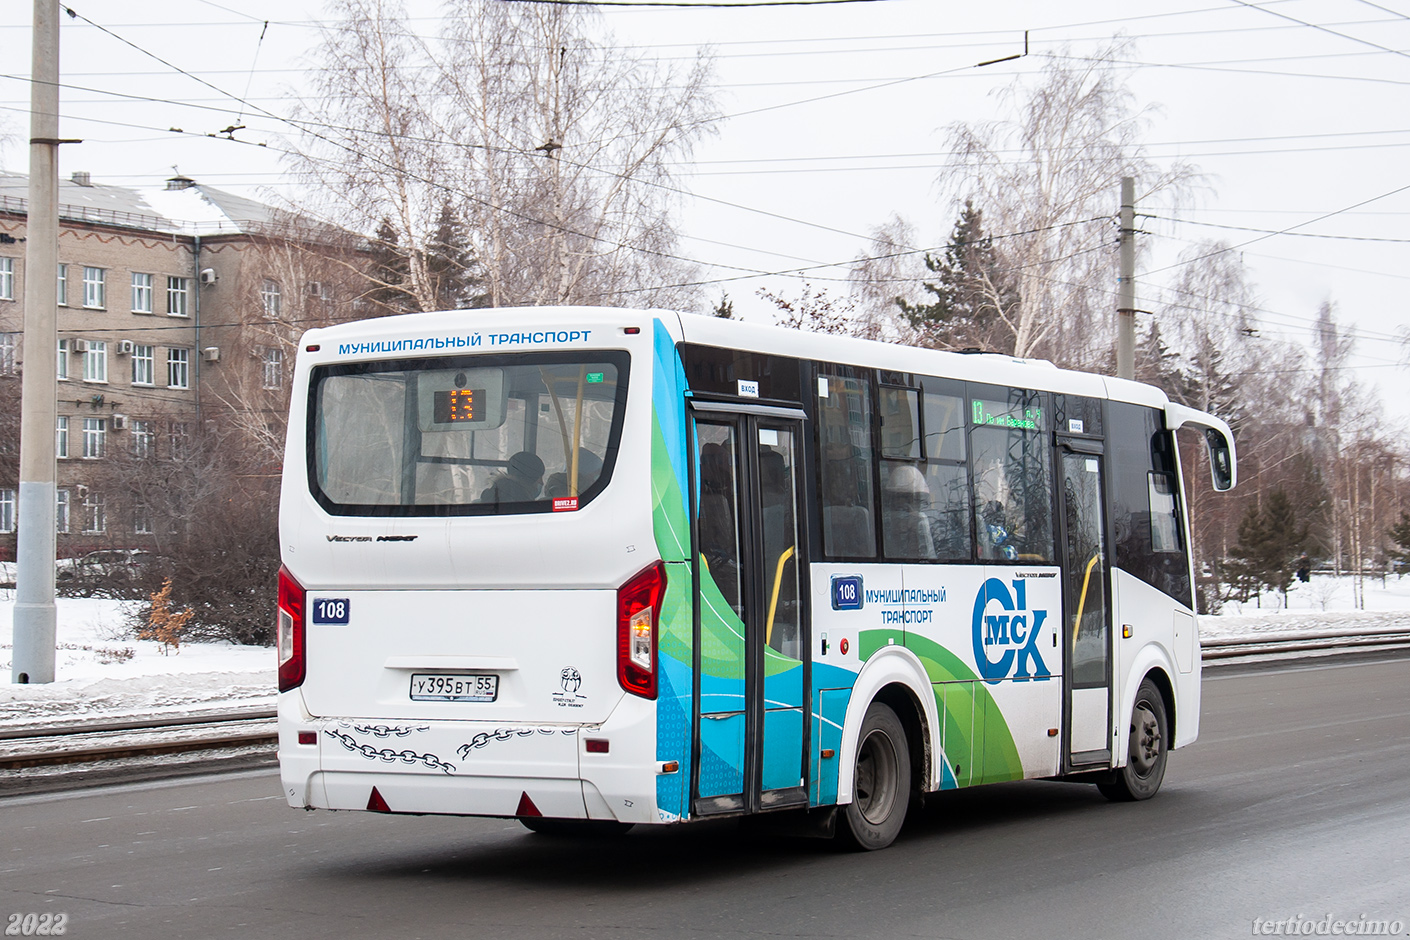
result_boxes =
[922,386,971,561]
[818,371,877,558]
[1108,403,1192,608]
[969,389,1053,564]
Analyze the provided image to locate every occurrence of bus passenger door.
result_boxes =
[1058,447,1113,769]
[692,408,810,815]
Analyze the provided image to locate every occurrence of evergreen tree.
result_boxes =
[896,201,1017,351]
[367,218,412,316]
[1388,511,1410,573]
[1227,489,1308,605]
[425,202,486,310]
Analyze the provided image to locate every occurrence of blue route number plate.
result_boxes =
[310,597,350,624]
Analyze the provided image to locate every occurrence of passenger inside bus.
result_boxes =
[542,450,604,499]
[479,451,545,504]
[882,463,937,559]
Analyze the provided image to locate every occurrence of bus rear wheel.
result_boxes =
[1098,677,1168,802]
[838,702,910,851]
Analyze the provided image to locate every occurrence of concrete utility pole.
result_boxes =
[1115,176,1136,381]
[13,0,61,684]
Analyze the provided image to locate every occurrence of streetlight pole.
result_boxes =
[13,0,62,684]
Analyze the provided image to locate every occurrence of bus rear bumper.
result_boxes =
[277,692,665,823]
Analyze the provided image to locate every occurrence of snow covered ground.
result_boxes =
[0,595,272,728]
[1,575,1407,728]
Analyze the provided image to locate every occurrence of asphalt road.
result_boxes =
[3,651,1408,940]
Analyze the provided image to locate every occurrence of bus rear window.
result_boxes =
[308,351,629,516]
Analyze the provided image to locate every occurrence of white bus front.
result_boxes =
[276,311,669,826]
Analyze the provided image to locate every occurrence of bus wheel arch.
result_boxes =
[872,682,930,802]
[837,700,911,850]
[835,648,939,805]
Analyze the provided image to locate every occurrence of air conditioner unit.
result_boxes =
[71,339,89,353]
[201,346,220,362]
[117,340,134,355]
[111,414,128,430]
[306,281,323,297]
[199,268,218,285]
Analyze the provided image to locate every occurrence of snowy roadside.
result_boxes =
[0,595,273,730]
[1,575,1408,730]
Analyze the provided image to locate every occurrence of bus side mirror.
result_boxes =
[1205,428,1235,492]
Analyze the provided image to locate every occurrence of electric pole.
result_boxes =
[1116,176,1136,381]
[13,0,62,684]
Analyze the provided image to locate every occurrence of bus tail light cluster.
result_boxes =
[616,561,665,699]
[277,565,306,692]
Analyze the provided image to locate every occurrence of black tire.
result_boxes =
[1098,677,1168,802]
[838,701,911,850]
[519,818,634,838]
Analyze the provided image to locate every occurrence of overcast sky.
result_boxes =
[2,0,1407,404]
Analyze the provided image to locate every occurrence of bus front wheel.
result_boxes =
[838,701,910,850]
[1098,677,1168,802]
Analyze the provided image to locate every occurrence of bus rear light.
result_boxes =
[585,738,609,753]
[367,787,391,813]
[277,565,306,692]
[617,560,665,699]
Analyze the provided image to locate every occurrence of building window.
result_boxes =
[0,489,14,533]
[57,339,68,380]
[167,276,190,317]
[83,492,105,534]
[133,500,153,536]
[167,348,190,389]
[168,421,190,460]
[132,344,154,385]
[0,333,16,374]
[131,419,154,458]
[262,347,284,389]
[260,279,282,318]
[82,417,105,459]
[57,264,67,306]
[56,489,70,534]
[83,340,107,382]
[131,272,154,313]
[0,257,13,301]
[56,416,69,459]
[82,266,105,309]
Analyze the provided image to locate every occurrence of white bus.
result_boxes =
[277,307,1235,849]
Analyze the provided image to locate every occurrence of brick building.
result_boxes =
[0,171,363,558]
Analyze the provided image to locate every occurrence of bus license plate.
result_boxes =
[409,673,498,702]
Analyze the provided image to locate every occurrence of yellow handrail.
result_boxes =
[1072,553,1101,645]
[765,546,796,646]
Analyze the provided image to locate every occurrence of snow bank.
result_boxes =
[0,595,273,726]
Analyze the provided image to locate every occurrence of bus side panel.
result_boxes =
[652,319,693,820]
[1112,568,1198,750]
[814,562,1062,793]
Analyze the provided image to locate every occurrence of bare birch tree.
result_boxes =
[288,0,716,312]
[938,43,1197,362]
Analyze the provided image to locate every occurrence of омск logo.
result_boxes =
[971,579,1051,684]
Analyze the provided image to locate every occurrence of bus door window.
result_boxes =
[759,427,801,659]
[1062,453,1109,687]
[818,371,877,558]
[697,425,743,618]
[1061,449,1112,762]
